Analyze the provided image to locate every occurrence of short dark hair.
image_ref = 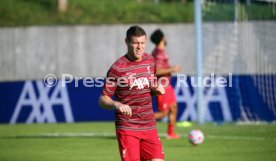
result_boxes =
[150,29,164,45]
[126,26,147,41]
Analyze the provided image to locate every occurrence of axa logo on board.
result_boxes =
[10,81,74,124]
[9,75,233,123]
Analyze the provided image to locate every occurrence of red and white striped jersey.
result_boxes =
[102,53,157,131]
[152,48,172,83]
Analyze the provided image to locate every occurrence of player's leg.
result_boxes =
[167,102,179,139]
[169,103,178,126]
[166,85,179,139]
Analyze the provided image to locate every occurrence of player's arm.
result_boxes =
[156,65,181,76]
[99,95,132,116]
[151,61,166,96]
[99,95,119,110]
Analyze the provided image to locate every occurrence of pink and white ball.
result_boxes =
[188,129,205,145]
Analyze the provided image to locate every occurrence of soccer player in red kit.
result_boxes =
[99,26,165,161]
[150,29,181,139]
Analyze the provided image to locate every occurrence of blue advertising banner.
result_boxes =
[0,75,275,124]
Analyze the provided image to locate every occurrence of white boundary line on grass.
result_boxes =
[21,132,276,142]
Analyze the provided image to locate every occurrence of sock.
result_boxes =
[167,124,174,135]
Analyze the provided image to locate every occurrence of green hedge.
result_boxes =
[0,0,275,27]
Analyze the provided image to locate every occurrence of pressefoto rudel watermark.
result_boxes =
[43,73,232,88]
[177,73,232,88]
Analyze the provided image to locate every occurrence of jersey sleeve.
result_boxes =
[154,56,164,68]
[101,67,119,97]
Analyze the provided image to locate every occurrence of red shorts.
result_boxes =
[157,85,177,112]
[116,129,164,161]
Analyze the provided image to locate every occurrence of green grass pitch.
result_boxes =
[0,122,275,161]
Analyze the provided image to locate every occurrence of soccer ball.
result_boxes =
[188,129,205,145]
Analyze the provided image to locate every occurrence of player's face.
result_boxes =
[126,35,147,61]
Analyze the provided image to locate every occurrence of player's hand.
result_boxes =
[150,84,165,96]
[155,84,165,95]
[114,102,132,116]
[172,65,181,73]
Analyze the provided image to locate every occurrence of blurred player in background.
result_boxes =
[150,29,181,139]
[99,26,165,161]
